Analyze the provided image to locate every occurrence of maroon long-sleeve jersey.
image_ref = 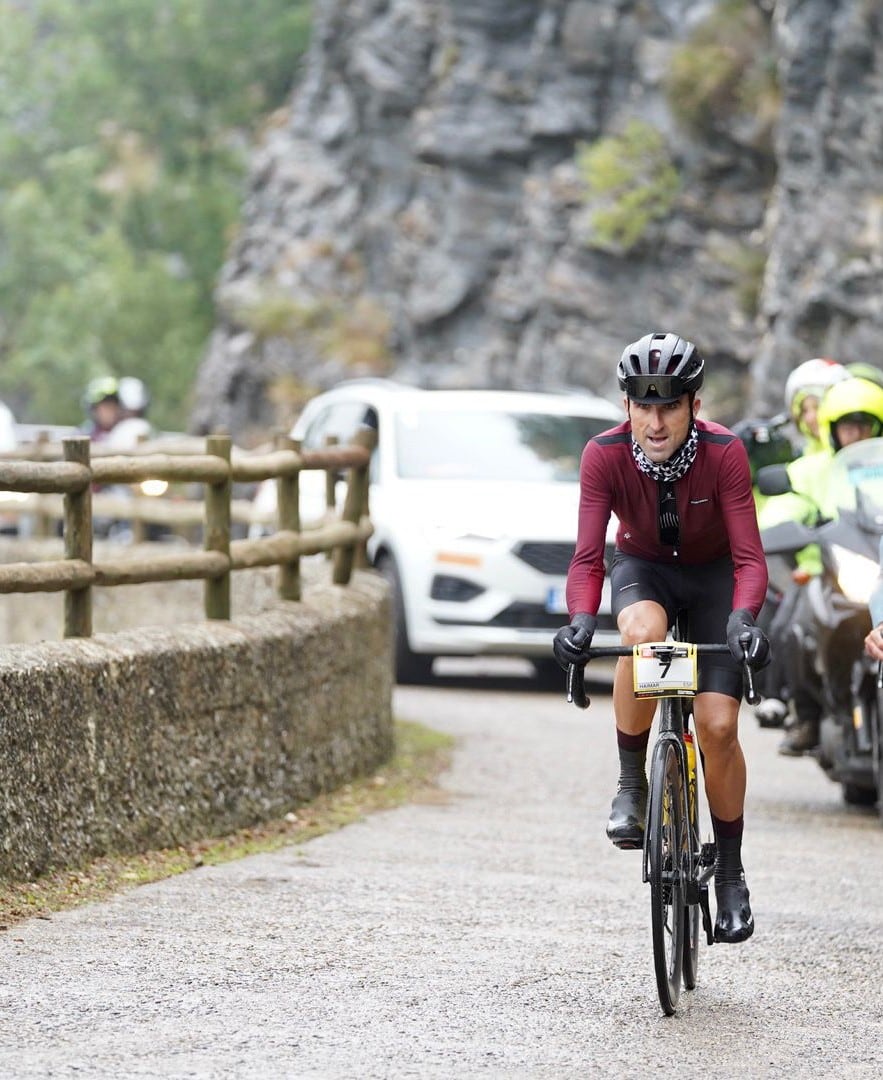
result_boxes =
[565,418,768,619]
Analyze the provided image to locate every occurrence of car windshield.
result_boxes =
[394,409,614,481]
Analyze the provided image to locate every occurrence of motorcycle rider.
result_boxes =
[785,358,850,454]
[731,418,798,726]
[765,376,883,754]
[752,359,851,729]
[731,417,797,517]
[552,332,769,944]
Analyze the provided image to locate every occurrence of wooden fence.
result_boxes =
[0,430,374,638]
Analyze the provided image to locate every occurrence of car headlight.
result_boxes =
[139,479,168,497]
[831,543,880,604]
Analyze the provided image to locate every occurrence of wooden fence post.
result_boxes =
[204,433,231,620]
[35,431,52,538]
[277,434,301,601]
[332,427,376,585]
[63,436,92,637]
[324,434,339,562]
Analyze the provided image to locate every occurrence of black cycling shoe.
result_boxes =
[713,874,755,943]
[606,787,647,850]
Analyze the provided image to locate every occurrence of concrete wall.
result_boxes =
[0,555,393,880]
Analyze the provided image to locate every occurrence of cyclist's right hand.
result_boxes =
[552,612,598,670]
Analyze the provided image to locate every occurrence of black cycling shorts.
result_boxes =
[609,551,742,700]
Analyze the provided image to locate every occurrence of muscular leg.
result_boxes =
[692,692,745,820]
[693,690,753,943]
[613,599,668,733]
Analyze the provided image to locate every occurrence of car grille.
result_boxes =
[514,542,574,575]
[514,541,616,575]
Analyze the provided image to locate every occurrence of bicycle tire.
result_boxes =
[681,760,701,990]
[647,735,686,1016]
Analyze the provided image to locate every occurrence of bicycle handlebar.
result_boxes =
[566,641,761,710]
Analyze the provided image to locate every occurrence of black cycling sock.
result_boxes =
[712,814,745,882]
[616,728,650,793]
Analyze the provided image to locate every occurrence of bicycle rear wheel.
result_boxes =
[647,737,686,1016]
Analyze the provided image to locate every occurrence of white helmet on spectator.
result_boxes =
[118,376,150,417]
[784,358,849,432]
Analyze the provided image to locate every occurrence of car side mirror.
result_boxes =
[755,463,793,497]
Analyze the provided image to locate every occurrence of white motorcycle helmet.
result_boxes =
[784,358,849,437]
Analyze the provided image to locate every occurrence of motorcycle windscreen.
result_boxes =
[823,437,883,530]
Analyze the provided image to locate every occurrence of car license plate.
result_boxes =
[545,586,568,614]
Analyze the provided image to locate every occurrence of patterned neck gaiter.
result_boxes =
[630,423,700,483]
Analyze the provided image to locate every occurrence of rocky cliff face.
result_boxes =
[190,0,882,439]
[752,0,883,413]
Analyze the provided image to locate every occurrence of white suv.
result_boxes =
[255,380,622,682]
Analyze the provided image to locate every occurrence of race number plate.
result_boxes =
[632,642,698,699]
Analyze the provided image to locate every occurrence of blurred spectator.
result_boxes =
[107,377,153,450]
[118,376,150,419]
[82,377,124,442]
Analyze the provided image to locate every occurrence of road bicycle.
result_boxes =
[567,629,759,1016]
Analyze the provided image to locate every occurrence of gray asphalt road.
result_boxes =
[1,658,882,1078]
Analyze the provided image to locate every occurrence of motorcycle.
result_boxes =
[758,438,883,815]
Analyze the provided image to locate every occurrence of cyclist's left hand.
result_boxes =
[726,608,770,668]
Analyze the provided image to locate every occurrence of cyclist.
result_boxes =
[552,331,769,945]
[767,375,883,754]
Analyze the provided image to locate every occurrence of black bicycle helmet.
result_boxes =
[617,332,704,403]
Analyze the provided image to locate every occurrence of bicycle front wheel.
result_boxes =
[681,772,702,991]
[647,737,687,1016]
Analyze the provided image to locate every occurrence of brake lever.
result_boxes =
[567,663,590,709]
[738,630,761,706]
[742,657,760,706]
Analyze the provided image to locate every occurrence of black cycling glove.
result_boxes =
[552,612,598,670]
[726,608,770,669]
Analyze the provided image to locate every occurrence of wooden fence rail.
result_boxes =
[0,430,375,637]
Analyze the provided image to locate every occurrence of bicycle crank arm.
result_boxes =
[699,884,715,946]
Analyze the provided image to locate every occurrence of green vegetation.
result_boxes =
[0,0,311,430]
[665,0,779,141]
[576,120,681,252]
[0,719,454,930]
[720,242,768,318]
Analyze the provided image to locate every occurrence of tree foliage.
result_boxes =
[0,0,311,429]
[576,120,681,253]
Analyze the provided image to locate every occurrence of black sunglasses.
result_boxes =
[624,374,687,400]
